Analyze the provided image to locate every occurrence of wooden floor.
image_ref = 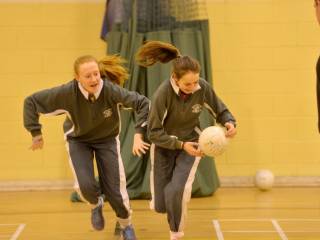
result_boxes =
[1,187,320,240]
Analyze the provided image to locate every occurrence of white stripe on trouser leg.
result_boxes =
[65,141,88,204]
[149,143,155,210]
[117,216,132,228]
[178,156,201,233]
[115,136,131,215]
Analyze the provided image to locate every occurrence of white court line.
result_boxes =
[223,230,277,233]
[10,224,26,240]
[217,218,272,222]
[271,219,288,240]
[212,218,320,238]
[277,219,320,221]
[0,224,22,226]
[223,230,320,233]
[212,220,224,240]
[217,218,320,222]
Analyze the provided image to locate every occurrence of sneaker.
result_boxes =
[113,221,122,239]
[70,191,83,202]
[121,225,137,240]
[91,197,104,231]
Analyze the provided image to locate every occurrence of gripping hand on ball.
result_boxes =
[224,122,237,138]
[183,142,203,157]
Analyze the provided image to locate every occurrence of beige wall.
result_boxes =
[0,1,106,181]
[207,0,320,176]
[0,0,319,183]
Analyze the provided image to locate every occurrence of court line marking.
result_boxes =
[277,219,320,221]
[0,224,24,226]
[10,224,25,240]
[212,218,320,238]
[223,230,277,233]
[223,230,320,233]
[216,218,320,221]
[212,220,224,240]
[271,219,288,240]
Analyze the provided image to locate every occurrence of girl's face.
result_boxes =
[75,61,101,94]
[174,71,200,94]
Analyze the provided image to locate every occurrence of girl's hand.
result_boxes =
[183,142,203,157]
[224,122,237,138]
[30,135,44,151]
[132,133,150,157]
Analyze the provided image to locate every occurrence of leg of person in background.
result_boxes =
[70,179,84,202]
[317,55,320,132]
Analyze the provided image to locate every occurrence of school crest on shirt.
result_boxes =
[103,108,113,118]
[191,104,202,113]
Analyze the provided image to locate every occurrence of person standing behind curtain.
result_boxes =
[315,0,320,131]
[23,55,150,240]
[136,41,237,240]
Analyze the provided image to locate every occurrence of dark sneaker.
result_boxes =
[122,225,137,240]
[70,191,83,202]
[91,196,104,231]
[113,221,122,239]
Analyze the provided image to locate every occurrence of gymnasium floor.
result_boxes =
[1,187,320,240]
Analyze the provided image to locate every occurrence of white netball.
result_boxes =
[255,169,274,191]
[198,126,228,157]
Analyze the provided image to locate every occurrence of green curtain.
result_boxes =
[104,2,219,199]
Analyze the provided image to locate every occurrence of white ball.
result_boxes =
[198,126,228,157]
[255,169,274,191]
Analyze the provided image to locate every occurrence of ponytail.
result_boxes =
[98,55,129,86]
[136,41,181,67]
[136,41,200,79]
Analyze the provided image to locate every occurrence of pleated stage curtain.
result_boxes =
[101,0,220,199]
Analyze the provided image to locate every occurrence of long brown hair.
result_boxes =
[73,55,128,86]
[98,55,128,86]
[136,40,200,79]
